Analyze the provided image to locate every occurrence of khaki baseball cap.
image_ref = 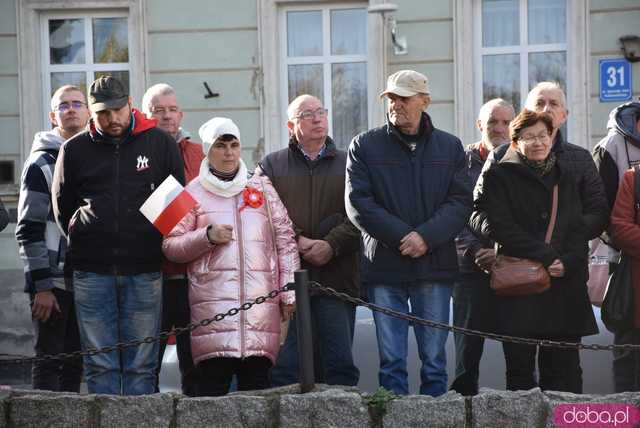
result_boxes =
[380,70,430,98]
[88,76,129,113]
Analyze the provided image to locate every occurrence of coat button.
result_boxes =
[541,212,548,219]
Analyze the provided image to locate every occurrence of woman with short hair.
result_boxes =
[471,109,597,393]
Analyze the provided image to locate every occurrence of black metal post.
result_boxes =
[294,269,315,393]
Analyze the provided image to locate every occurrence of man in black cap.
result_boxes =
[52,76,185,395]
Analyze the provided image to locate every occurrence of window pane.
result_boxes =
[483,54,520,108]
[528,0,566,44]
[331,9,366,55]
[528,52,566,90]
[94,71,130,94]
[93,18,129,63]
[49,19,85,64]
[287,11,322,57]
[51,72,87,97]
[332,62,367,149]
[482,0,519,47]
[288,64,323,103]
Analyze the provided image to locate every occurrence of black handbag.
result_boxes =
[601,165,640,332]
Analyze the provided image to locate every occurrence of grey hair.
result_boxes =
[287,94,321,120]
[50,85,85,111]
[477,98,515,124]
[141,83,177,115]
[525,81,567,110]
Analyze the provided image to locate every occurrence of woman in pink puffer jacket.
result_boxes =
[162,117,299,396]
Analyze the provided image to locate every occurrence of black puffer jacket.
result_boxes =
[471,131,608,241]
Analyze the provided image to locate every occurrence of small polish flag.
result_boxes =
[139,175,197,236]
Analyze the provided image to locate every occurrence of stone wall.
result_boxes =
[2,384,640,428]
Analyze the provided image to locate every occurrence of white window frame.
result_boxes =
[40,11,130,129]
[258,0,385,156]
[279,4,369,147]
[473,0,567,111]
[454,0,589,147]
[17,0,147,168]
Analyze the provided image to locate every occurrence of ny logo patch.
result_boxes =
[136,155,150,171]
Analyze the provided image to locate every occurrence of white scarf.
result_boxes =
[198,157,248,198]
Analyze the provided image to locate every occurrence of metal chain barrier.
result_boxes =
[309,281,640,352]
[0,286,291,366]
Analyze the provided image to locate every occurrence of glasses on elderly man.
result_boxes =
[519,132,551,144]
[294,108,328,121]
[54,101,87,112]
[150,106,180,115]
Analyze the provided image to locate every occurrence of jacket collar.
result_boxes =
[499,145,564,182]
[386,112,434,150]
[551,129,566,153]
[289,136,338,161]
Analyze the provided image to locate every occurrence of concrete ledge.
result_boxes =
[3,386,640,427]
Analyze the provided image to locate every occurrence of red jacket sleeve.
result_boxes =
[610,169,640,254]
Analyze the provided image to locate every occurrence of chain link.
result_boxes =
[0,286,290,366]
[2,279,639,367]
[309,281,640,351]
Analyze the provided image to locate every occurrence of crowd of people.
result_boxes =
[3,69,640,397]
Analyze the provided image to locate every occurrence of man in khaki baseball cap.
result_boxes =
[345,68,471,397]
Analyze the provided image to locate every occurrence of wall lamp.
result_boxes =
[619,35,640,63]
[368,3,408,56]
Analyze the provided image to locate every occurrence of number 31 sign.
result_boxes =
[600,59,632,103]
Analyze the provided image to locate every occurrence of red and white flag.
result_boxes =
[140,175,197,236]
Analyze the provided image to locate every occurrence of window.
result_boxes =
[41,12,130,126]
[476,0,567,109]
[281,5,368,149]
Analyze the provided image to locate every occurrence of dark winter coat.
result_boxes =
[258,137,360,297]
[346,113,472,284]
[52,109,185,275]
[471,146,598,338]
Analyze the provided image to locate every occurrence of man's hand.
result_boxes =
[297,235,315,253]
[32,290,60,322]
[207,224,233,244]
[398,231,428,258]
[548,259,565,277]
[301,240,334,266]
[474,248,496,272]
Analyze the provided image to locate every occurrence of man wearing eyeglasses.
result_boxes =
[142,83,203,396]
[346,70,473,396]
[257,94,361,387]
[15,85,89,392]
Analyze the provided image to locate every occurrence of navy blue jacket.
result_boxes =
[345,113,472,284]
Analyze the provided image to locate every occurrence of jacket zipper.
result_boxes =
[235,194,246,358]
[113,142,120,276]
[309,166,315,237]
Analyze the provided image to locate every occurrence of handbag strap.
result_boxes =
[544,185,559,243]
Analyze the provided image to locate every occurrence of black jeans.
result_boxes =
[197,356,272,396]
[502,336,582,393]
[156,277,199,396]
[613,328,640,392]
[30,288,82,392]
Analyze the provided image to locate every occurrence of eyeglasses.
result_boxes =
[151,106,180,115]
[294,108,328,121]
[55,101,87,112]
[519,132,551,144]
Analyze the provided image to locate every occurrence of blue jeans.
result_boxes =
[271,295,359,387]
[368,281,452,396]
[73,271,162,395]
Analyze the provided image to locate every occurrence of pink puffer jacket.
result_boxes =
[162,174,299,365]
